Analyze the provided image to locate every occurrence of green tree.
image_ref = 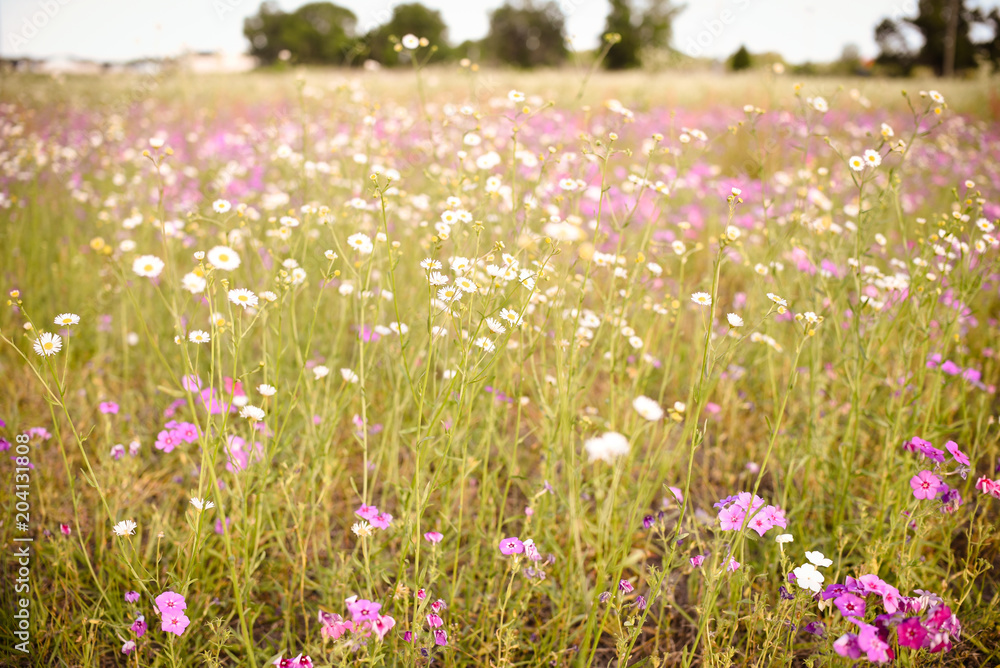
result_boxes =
[874,0,993,76]
[729,44,752,71]
[244,2,358,65]
[604,0,641,69]
[484,2,568,68]
[363,3,450,66]
[602,0,684,70]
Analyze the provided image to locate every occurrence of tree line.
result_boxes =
[243,0,1000,76]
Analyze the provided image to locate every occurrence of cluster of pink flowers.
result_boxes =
[926,354,990,391]
[179,374,249,416]
[154,420,200,453]
[319,596,396,645]
[355,504,393,529]
[714,492,787,536]
[402,594,449,647]
[824,576,960,662]
[272,653,313,667]
[975,476,1000,499]
[903,437,968,512]
[155,590,190,636]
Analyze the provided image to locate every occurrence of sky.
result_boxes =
[1,0,998,64]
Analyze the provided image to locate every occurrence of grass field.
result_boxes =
[1,66,1000,666]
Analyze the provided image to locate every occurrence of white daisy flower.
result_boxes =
[632,396,664,421]
[188,330,210,344]
[212,199,232,213]
[691,292,712,306]
[112,519,137,536]
[33,332,63,357]
[54,313,80,326]
[401,34,420,49]
[848,156,865,171]
[485,318,506,334]
[313,365,330,380]
[863,149,881,168]
[258,384,276,396]
[727,313,744,327]
[239,405,265,422]
[207,246,241,271]
[190,497,216,511]
[132,255,165,278]
[228,288,258,309]
[181,272,207,294]
[347,233,374,254]
[341,368,359,383]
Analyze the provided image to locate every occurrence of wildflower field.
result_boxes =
[2,68,1000,666]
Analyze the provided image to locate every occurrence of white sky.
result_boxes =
[1,0,998,63]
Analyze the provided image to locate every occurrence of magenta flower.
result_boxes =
[99,401,119,414]
[426,613,444,628]
[161,612,190,635]
[125,590,140,603]
[940,360,961,375]
[896,617,928,649]
[424,531,443,544]
[122,640,136,655]
[717,505,745,531]
[347,598,381,622]
[60,523,71,536]
[155,590,187,613]
[726,557,740,572]
[370,512,393,530]
[130,616,147,637]
[355,504,379,521]
[499,536,524,555]
[944,440,970,466]
[618,579,634,593]
[904,437,945,462]
[911,470,942,500]
[690,554,705,568]
[433,629,448,646]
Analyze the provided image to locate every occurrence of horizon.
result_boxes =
[2,0,998,66]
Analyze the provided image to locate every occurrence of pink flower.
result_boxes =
[975,476,1000,499]
[426,613,444,628]
[99,401,119,414]
[355,504,379,521]
[726,557,740,572]
[155,590,187,613]
[347,598,381,622]
[59,523,71,536]
[423,531,443,544]
[154,429,181,453]
[690,554,705,568]
[161,612,190,635]
[944,441,969,466]
[717,505,745,531]
[370,513,393,530]
[499,536,524,555]
[371,614,395,640]
[176,422,200,443]
[433,629,448,646]
[911,470,942,500]
[834,593,865,618]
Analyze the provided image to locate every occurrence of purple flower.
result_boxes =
[904,437,945,462]
[803,621,825,637]
[433,629,448,646]
[690,554,706,568]
[779,586,794,601]
[499,536,524,555]
[124,590,140,604]
[618,579,634,593]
